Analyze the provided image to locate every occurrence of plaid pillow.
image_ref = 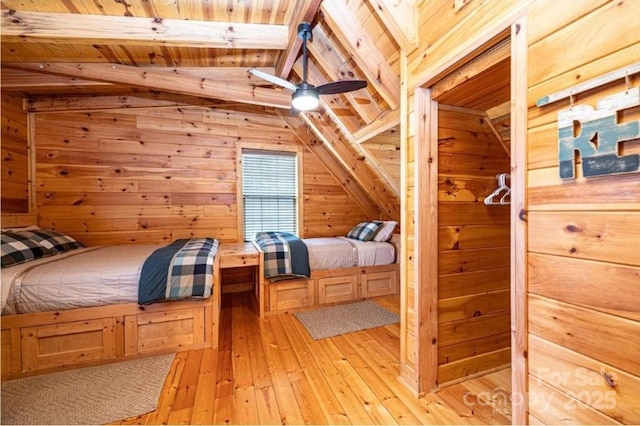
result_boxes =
[346,221,381,242]
[1,231,51,268]
[17,229,84,254]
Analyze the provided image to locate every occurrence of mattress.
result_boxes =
[1,245,158,315]
[304,237,395,271]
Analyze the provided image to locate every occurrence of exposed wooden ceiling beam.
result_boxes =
[275,0,322,79]
[25,95,190,113]
[485,112,511,156]
[302,108,401,221]
[278,112,381,219]
[1,68,113,89]
[2,66,276,91]
[1,9,288,49]
[321,102,401,198]
[353,108,401,143]
[307,25,383,124]
[486,100,511,121]
[321,0,401,110]
[5,63,291,109]
[367,0,418,51]
[152,67,276,85]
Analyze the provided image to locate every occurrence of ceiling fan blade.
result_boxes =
[316,80,367,95]
[248,68,297,92]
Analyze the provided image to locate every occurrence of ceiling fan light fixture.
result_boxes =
[291,86,319,111]
[248,22,367,112]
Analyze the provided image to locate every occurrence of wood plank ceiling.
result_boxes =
[1,0,408,221]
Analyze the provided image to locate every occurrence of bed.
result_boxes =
[1,222,221,380]
[253,221,400,316]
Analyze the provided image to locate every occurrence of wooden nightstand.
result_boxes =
[219,242,260,269]
[218,242,264,315]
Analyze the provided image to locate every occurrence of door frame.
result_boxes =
[411,13,528,425]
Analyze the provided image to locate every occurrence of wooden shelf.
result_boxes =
[218,242,260,268]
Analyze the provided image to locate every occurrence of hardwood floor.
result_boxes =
[113,293,512,425]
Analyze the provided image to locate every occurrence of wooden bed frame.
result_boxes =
[1,216,222,380]
[257,235,400,317]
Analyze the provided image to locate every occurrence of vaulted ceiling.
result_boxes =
[1,0,410,221]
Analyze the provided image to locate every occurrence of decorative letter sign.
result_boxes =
[558,87,640,179]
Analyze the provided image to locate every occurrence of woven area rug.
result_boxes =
[1,353,175,425]
[294,300,400,339]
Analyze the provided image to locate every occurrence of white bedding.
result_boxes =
[1,245,158,315]
[304,237,395,271]
[2,238,394,314]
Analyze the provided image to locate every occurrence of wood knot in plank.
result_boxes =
[603,372,616,387]
[565,224,581,233]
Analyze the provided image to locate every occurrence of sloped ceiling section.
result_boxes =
[1,0,412,221]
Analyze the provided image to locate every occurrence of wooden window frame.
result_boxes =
[236,142,304,243]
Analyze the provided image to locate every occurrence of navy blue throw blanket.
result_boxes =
[138,238,218,305]
[254,231,310,280]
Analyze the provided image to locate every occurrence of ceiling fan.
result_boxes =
[248,22,368,112]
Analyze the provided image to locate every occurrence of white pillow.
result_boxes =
[373,221,397,242]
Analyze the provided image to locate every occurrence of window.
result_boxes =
[241,149,299,241]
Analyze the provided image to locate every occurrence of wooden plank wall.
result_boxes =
[403,0,640,423]
[1,93,29,214]
[361,125,401,188]
[28,105,368,245]
[525,0,640,423]
[437,106,511,386]
[401,0,531,395]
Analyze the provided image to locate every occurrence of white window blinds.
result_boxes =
[242,150,298,241]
